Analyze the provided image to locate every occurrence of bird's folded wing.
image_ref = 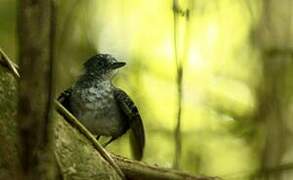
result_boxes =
[114,88,145,160]
[58,88,73,111]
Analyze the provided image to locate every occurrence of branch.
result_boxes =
[172,0,182,169]
[172,0,190,169]
[113,154,218,180]
[0,48,20,78]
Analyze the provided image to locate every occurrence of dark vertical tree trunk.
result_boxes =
[252,0,293,179]
[17,0,56,179]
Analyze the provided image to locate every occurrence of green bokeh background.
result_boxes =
[1,0,292,179]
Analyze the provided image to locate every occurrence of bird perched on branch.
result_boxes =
[58,54,145,160]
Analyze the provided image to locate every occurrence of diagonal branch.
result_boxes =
[0,48,20,78]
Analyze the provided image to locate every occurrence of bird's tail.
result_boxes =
[129,119,145,160]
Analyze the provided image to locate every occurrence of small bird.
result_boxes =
[58,54,145,160]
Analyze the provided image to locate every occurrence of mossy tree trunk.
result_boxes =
[0,66,20,179]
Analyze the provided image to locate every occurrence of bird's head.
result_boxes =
[83,54,126,78]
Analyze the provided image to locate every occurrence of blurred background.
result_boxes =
[1,0,293,179]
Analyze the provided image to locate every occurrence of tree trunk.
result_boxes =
[17,0,56,179]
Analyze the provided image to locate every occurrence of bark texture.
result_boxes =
[54,113,122,180]
[18,0,56,179]
[0,65,20,179]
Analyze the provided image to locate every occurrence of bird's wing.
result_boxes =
[114,88,145,160]
[57,88,73,112]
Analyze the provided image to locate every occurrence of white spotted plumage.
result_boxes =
[70,79,127,137]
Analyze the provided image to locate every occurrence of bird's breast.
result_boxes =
[70,82,126,137]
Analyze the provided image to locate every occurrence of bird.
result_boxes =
[58,54,145,160]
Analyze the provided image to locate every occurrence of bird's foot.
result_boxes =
[103,137,117,147]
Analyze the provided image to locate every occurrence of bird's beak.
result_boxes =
[111,62,126,69]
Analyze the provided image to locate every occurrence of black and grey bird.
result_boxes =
[58,54,145,160]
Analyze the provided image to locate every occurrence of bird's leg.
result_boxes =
[103,137,118,147]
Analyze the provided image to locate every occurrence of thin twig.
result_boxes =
[172,0,190,169]
[172,0,182,169]
[0,48,20,78]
